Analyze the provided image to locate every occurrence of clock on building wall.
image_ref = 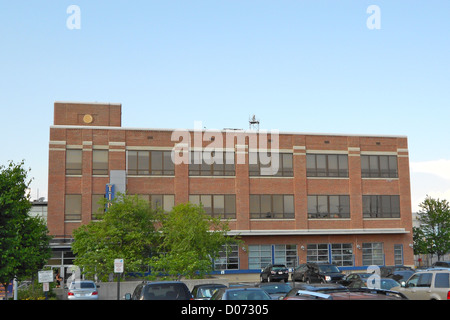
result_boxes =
[83,114,93,124]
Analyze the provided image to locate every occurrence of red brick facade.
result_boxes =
[48,102,414,270]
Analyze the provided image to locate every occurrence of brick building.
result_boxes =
[48,102,414,272]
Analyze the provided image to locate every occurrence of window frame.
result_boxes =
[249,194,295,219]
[362,195,400,218]
[361,155,398,178]
[188,194,236,219]
[92,149,109,175]
[307,195,350,219]
[362,242,384,266]
[248,152,293,177]
[306,154,348,178]
[127,150,175,176]
[65,194,82,221]
[189,151,235,176]
[66,149,83,175]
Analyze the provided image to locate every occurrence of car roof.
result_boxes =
[258,282,291,286]
[423,267,450,272]
[291,283,346,291]
[143,281,188,285]
[221,286,264,291]
[193,283,227,288]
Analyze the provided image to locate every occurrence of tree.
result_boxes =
[150,203,241,279]
[0,161,51,290]
[413,196,450,261]
[72,194,160,280]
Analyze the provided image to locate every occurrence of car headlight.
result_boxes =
[325,276,331,281]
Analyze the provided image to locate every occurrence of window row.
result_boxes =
[188,195,236,219]
[249,195,295,219]
[65,194,176,221]
[307,195,350,219]
[66,149,109,175]
[64,194,402,220]
[66,149,400,179]
[247,242,404,268]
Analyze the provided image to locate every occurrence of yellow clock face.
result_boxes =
[83,114,93,124]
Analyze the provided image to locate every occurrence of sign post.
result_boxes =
[114,259,124,300]
[38,270,53,300]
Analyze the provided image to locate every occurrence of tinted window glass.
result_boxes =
[435,273,450,288]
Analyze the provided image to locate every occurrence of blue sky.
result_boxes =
[1,1,449,211]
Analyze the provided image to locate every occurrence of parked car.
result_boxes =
[256,282,292,299]
[339,273,401,290]
[210,286,272,300]
[284,289,406,300]
[285,283,347,296]
[291,263,344,283]
[283,283,406,300]
[124,281,193,300]
[260,264,289,282]
[392,268,450,300]
[379,265,415,282]
[191,283,227,300]
[67,280,99,300]
[432,261,450,268]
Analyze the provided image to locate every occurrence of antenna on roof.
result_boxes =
[249,114,260,131]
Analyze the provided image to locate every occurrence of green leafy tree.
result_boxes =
[413,196,450,261]
[0,161,51,290]
[72,194,160,280]
[150,203,241,279]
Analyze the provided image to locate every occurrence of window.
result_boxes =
[307,195,350,218]
[127,150,174,175]
[92,150,108,175]
[189,194,236,219]
[92,194,105,220]
[435,273,450,288]
[408,273,433,288]
[361,155,398,178]
[214,244,239,270]
[250,195,294,219]
[150,194,175,212]
[331,243,354,266]
[363,195,400,218]
[307,244,329,263]
[274,245,298,268]
[189,151,235,176]
[306,154,348,177]
[66,149,82,175]
[134,194,175,212]
[65,194,81,221]
[362,243,384,266]
[249,152,293,177]
[248,245,272,269]
[394,244,403,265]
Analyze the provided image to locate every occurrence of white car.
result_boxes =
[67,280,99,300]
[392,268,450,300]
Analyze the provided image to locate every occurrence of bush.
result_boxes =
[17,280,57,300]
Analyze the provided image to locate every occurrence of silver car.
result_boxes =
[392,268,450,300]
[67,280,99,300]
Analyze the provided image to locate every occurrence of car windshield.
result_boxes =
[226,289,271,300]
[379,279,400,290]
[197,287,221,298]
[261,283,291,294]
[318,265,340,273]
[70,282,95,289]
[272,265,286,271]
[143,283,189,300]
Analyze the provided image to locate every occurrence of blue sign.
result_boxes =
[105,183,115,208]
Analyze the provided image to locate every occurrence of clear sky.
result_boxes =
[1,1,449,211]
